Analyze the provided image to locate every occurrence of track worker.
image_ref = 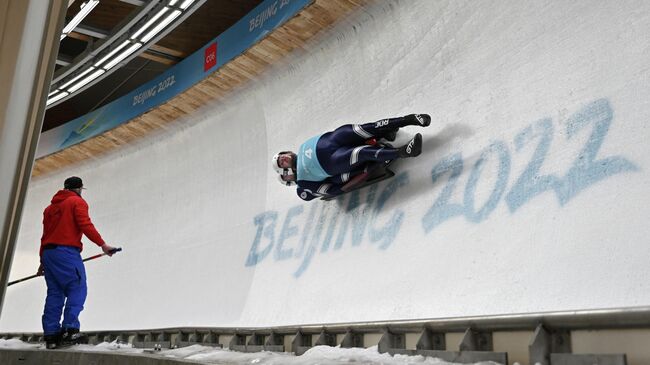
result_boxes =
[38,176,115,349]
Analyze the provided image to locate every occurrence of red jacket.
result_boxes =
[40,190,105,256]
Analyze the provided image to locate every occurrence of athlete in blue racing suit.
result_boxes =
[273,114,431,201]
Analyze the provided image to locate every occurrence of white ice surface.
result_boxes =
[0,340,504,365]
[3,0,650,335]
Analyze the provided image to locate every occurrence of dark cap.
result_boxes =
[64,176,84,190]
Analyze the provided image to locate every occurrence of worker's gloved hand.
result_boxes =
[37,263,44,276]
[101,244,117,256]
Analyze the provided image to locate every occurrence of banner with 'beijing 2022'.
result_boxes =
[36,0,313,159]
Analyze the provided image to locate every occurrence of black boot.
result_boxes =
[398,133,422,158]
[44,333,61,349]
[59,328,88,347]
[405,113,431,127]
[383,128,398,142]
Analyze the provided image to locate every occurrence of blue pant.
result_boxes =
[41,246,87,335]
[318,117,411,175]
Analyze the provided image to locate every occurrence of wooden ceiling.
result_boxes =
[77,0,135,30]
[46,0,263,132]
[157,0,264,56]
[35,0,367,177]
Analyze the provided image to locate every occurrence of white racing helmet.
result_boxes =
[271,152,285,174]
[272,151,297,186]
[277,171,296,186]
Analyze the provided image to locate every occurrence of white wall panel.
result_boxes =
[2,0,649,331]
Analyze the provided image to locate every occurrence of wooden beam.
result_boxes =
[34,0,369,176]
[138,51,177,66]
[66,30,92,42]
[148,44,187,59]
[74,24,108,39]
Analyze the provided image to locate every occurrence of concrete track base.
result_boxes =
[0,348,207,365]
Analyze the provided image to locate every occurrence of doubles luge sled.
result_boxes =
[321,140,396,201]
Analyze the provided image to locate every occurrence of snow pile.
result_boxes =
[74,340,142,354]
[153,344,501,365]
[0,340,503,365]
[0,338,41,349]
[0,338,142,353]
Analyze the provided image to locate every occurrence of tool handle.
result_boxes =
[8,247,122,287]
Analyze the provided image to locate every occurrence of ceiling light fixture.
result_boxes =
[103,43,142,70]
[140,9,182,43]
[59,67,96,90]
[67,69,106,93]
[60,0,100,40]
[179,0,196,10]
[94,40,131,68]
[50,0,197,105]
[130,7,170,40]
[47,91,70,105]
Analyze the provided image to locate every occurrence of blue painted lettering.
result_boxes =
[334,186,377,249]
[422,153,465,233]
[556,99,638,204]
[295,204,317,258]
[505,119,562,212]
[247,98,639,279]
[245,211,278,266]
[294,203,331,277]
[369,172,408,250]
[464,141,510,222]
[274,205,303,260]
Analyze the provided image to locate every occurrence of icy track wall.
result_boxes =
[2,0,649,332]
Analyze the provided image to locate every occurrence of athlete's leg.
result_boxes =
[357,114,431,138]
[322,125,370,146]
[327,115,429,146]
[324,114,431,146]
[326,145,400,175]
[322,132,422,175]
[326,121,397,145]
[331,165,369,185]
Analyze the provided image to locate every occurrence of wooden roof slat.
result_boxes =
[34,0,367,177]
